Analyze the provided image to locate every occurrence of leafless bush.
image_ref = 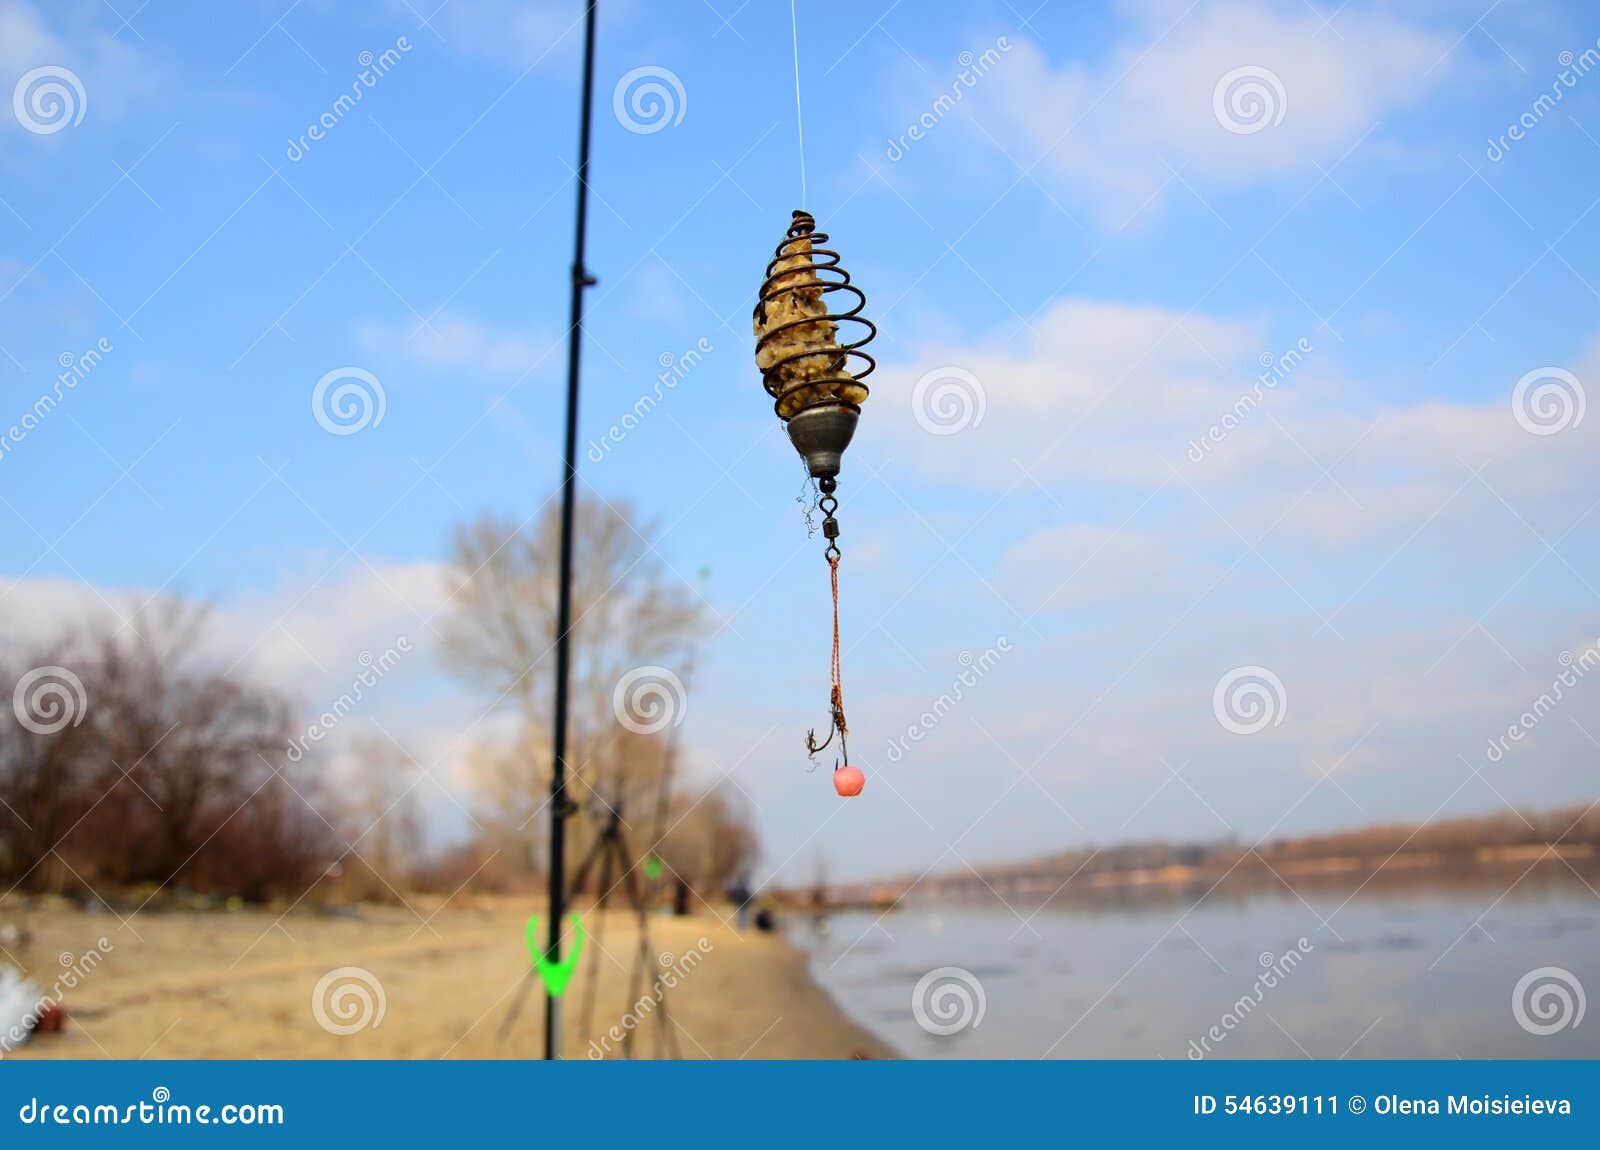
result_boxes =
[0,634,100,889]
[0,604,341,900]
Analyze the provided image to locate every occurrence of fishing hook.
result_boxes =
[805,698,849,771]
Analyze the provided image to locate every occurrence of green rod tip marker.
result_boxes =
[525,914,585,997]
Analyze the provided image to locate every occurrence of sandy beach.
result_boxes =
[1,896,892,1061]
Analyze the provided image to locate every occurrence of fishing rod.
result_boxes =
[545,0,599,1062]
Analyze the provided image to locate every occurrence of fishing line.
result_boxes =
[789,0,807,206]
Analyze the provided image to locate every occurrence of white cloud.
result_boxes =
[0,0,54,70]
[0,0,154,131]
[0,559,448,702]
[1001,524,1181,609]
[875,298,1263,488]
[879,299,1259,477]
[417,0,585,71]
[224,558,449,686]
[956,1,1455,221]
[356,313,555,379]
[874,298,1598,549]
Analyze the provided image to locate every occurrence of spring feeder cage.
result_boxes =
[754,210,876,797]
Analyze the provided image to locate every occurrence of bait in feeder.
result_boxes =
[755,210,876,483]
[754,210,877,796]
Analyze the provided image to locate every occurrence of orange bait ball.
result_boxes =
[833,764,865,797]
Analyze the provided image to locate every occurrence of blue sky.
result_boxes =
[2,0,1598,885]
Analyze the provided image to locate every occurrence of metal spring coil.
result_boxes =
[753,210,877,419]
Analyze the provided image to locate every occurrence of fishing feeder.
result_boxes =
[753,210,877,796]
[755,210,877,485]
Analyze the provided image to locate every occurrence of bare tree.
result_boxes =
[660,782,760,902]
[440,498,704,862]
[456,724,548,879]
[335,735,423,898]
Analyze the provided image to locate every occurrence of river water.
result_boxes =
[793,886,1599,1059]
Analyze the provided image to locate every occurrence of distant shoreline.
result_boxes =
[789,803,1600,911]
